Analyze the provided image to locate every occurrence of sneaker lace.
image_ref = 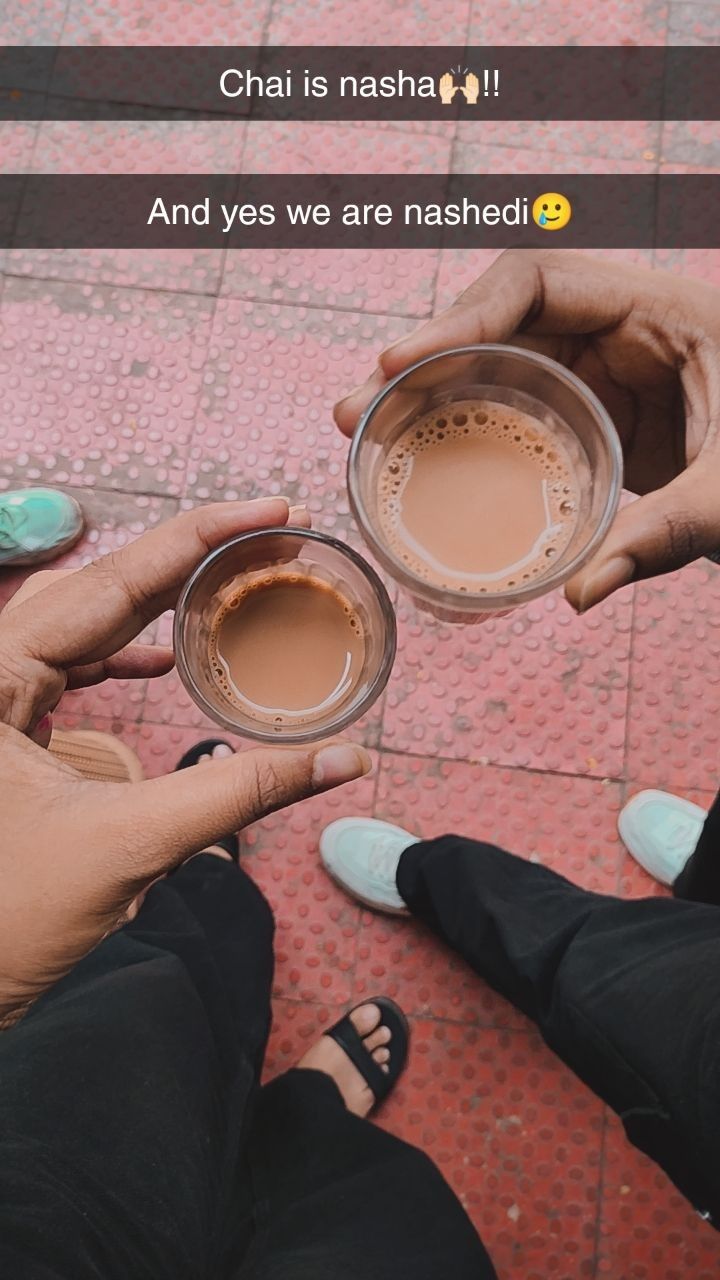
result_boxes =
[368,833,405,882]
[0,503,27,551]
[665,815,698,854]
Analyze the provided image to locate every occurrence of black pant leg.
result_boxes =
[0,855,274,1280]
[674,789,720,904]
[237,1069,496,1280]
[397,835,720,1223]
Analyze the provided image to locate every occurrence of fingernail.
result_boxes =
[288,504,307,520]
[312,743,372,789]
[577,554,634,613]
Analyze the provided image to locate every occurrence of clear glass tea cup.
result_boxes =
[173,527,397,744]
[347,345,623,624]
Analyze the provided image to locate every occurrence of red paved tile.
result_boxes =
[0,277,213,496]
[597,1113,720,1280]
[661,124,720,168]
[268,0,472,45]
[0,0,67,43]
[380,1021,603,1280]
[189,298,407,512]
[381,586,633,778]
[454,141,657,176]
[0,122,38,175]
[626,563,720,792]
[457,120,661,165]
[469,0,669,44]
[61,0,271,44]
[667,1,720,47]
[243,764,378,1004]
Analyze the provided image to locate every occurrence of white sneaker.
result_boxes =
[618,789,706,886]
[320,817,420,915]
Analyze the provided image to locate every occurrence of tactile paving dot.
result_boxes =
[352,753,622,1028]
[627,563,720,791]
[597,1112,720,1280]
[188,298,408,506]
[378,1020,603,1280]
[381,586,633,777]
[0,277,213,496]
[243,763,378,1004]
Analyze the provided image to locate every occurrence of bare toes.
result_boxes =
[349,1003,381,1037]
[364,1025,391,1052]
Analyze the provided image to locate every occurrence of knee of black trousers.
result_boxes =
[152,858,276,948]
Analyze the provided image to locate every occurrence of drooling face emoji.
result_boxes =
[532,193,572,230]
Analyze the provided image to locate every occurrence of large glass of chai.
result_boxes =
[348,346,622,623]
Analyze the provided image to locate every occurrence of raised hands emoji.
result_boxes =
[460,71,480,104]
[438,72,457,105]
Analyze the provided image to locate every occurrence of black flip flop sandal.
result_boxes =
[326,996,410,1107]
[175,739,240,864]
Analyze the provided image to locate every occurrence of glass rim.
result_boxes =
[173,525,397,745]
[347,343,624,611]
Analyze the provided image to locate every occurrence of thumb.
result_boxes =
[105,740,372,879]
[565,465,720,613]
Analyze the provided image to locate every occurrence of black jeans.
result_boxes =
[0,854,494,1280]
[398,791,720,1227]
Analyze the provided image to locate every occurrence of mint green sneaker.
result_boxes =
[320,817,420,915]
[0,488,84,567]
[618,789,706,886]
